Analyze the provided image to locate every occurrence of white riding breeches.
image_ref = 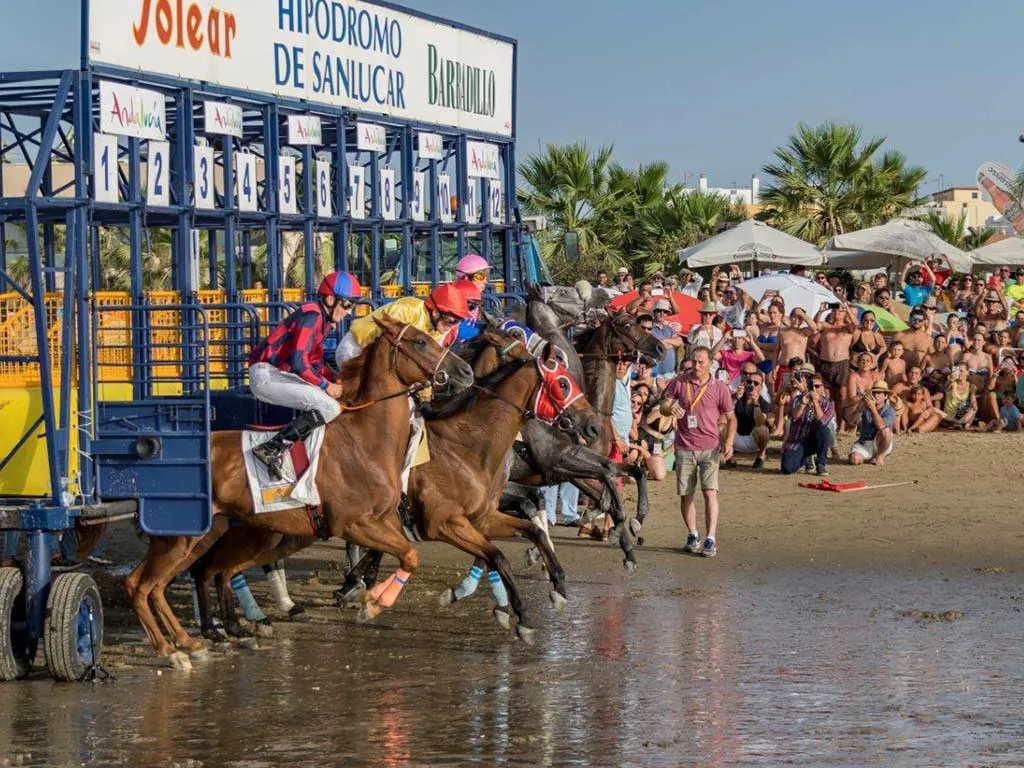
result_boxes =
[335,331,364,367]
[248,363,342,423]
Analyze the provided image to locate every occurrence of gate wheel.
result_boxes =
[0,567,34,681]
[44,572,103,682]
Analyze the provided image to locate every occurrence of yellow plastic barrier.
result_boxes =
[0,292,66,388]
[197,289,229,389]
[0,386,79,497]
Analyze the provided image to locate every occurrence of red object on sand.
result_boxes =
[607,290,703,333]
[798,479,867,492]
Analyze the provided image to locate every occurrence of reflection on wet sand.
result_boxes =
[1,568,1021,767]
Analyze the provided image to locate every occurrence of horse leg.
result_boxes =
[336,549,384,604]
[214,571,249,638]
[499,492,548,568]
[342,517,419,622]
[438,556,487,607]
[478,510,568,610]
[250,534,315,620]
[125,536,184,657]
[435,516,537,642]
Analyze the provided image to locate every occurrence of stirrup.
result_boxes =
[252,442,286,481]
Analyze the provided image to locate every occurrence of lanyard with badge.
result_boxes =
[682,378,711,430]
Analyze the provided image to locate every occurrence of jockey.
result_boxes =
[455,252,491,290]
[453,278,484,341]
[335,283,471,364]
[248,271,361,479]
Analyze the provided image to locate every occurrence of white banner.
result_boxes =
[348,165,365,219]
[279,155,298,214]
[380,168,396,220]
[93,133,120,203]
[288,114,322,145]
[99,81,166,140]
[88,0,515,137]
[204,100,244,137]
[437,173,453,223]
[417,132,445,160]
[410,171,426,221]
[235,152,259,211]
[466,141,500,180]
[193,145,215,209]
[146,140,170,206]
[317,159,333,217]
[357,123,387,153]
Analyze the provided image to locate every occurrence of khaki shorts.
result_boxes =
[675,449,721,496]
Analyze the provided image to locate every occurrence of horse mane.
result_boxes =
[337,351,369,399]
[572,325,600,351]
[421,355,528,421]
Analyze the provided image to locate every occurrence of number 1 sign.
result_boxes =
[93,133,120,203]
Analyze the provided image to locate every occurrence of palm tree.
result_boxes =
[922,210,995,251]
[760,122,927,245]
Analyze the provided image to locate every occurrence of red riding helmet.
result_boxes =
[452,278,483,307]
[317,271,362,301]
[426,283,471,320]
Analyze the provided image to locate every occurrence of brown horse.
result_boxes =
[124,316,474,659]
[188,329,603,642]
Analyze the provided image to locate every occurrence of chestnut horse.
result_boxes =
[188,329,603,642]
[124,316,474,659]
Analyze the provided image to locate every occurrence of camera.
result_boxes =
[827,302,842,310]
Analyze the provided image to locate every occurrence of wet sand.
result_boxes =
[2,432,1022,767]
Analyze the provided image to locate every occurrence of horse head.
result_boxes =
[603,312,666,366]
[372,315,474,394]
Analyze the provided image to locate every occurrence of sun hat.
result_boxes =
[617,267,629,276]
[699,302,717,314]
[922,295,938,308]
[985,289,1002,302]
[870,380,890,394]
[653,299,672,312]
[799,362,816,374]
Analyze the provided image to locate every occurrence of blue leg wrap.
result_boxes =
[231,573,267,623]
[453,565,483,601]
[488,569,509,608]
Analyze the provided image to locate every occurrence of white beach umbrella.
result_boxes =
[827,218,973,272]
[677,219,825,269]
[738,273,841,315]
[969,236,1024,267]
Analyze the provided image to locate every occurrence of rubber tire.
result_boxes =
[44,572,103,682]
[0,568,33,681]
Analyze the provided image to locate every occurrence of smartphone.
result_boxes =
[827,302,842,310]
[716,369,729,381]
[733,329,747,338]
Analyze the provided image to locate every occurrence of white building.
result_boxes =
[680,174,761,207]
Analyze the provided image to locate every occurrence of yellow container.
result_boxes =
[0,386,79,497]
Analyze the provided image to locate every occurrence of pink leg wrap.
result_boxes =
[371,569,411,608]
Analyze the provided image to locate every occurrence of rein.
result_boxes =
[337,324,446,411]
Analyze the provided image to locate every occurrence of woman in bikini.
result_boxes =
[945,314,967,363]
[879,340,909,395]
[753,300,784,384]
[850,310,886,367]
[842,351,881,429]
[961,332,993,393]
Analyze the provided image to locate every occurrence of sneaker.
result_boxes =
[815,465,829,477]
[803,457,816,474]
[723,459,738,469]
[701,539,717,558]
[683,533,702,554]
[752,457,764,469]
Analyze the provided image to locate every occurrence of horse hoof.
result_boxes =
[525,547,541,567]
[492,606,512,630]
[637,536,646,546]
[335,582,366,606]
[438,588,458,608]
[168,651,193,672]
[516,624,538,645]
[357,601,382,624]
[549,590,568,613]
[226,623,252,639]
[189,648,210,662]
[237,637,259,651]
[203,628,228,643]
[628,518,643,538]
[623,557,638,575]
[607,528,621,547]
[288,605,307,621]
[254,622,274,639]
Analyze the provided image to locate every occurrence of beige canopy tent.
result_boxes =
[969,236,1024,267]
[825,218,973,273]
[677,220,825,269]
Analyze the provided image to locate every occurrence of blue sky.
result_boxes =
[11,0,1024,194]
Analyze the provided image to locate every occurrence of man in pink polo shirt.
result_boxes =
[660,346,736,557]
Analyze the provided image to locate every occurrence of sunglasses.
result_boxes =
[748,379,763,386]
[338,299,354,310]
[470,271,488,283]
[439,313,461,324]
[812,383,823,389]
[653,309,669,314]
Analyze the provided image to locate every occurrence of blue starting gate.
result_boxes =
[0,0,525,681]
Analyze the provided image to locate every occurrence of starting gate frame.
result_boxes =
[0,0,522,681]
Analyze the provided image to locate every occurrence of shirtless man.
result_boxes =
[893,309,933,369]
[814,304,857,405]
[775,308,817,387]
[921,334,953,377]
[960,333,992,393]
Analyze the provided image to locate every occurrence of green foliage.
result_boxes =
[920,210,995,251]
[759,121,927,246]
[517,143,744,283]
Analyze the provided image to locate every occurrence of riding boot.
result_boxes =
[252,410,324,481]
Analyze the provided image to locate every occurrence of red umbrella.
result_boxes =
[607,289,703,333]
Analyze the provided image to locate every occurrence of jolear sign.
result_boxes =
[87,0,515,137]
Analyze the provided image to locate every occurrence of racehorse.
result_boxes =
[124,316,474,660]
[188,329,603,642]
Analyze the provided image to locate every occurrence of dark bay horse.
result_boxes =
[124,316,474,660]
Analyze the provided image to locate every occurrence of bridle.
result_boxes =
[577,317,646,364]
[338,323,454,412]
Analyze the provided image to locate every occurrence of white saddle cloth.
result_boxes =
[242,426,326,514]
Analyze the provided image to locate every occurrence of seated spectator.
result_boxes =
[880,341,909,394]
[922,334,953,377]
[940,366,978,429]
[849,381,896,466]
[729,369,772,469]
[989,391,1023,432]
[780,370,835,475]
[901,384,942,433]
[981,357,1019,424]
[842,352,881,429]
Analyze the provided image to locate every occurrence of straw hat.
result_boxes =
[653,299,672,312]
[699,302,717,314]
[870,380,890,394]
[985,289,1002,302]
[798,362,816,374]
